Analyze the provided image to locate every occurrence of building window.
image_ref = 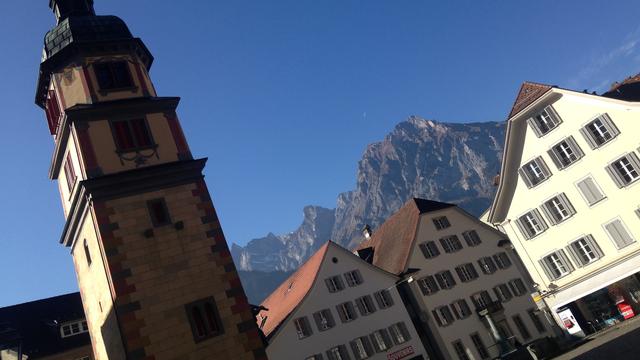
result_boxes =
[541,193,576,225]
[435,270,457,289]
[60,319,89,338]
[493,252,512,269]
[440,235,463,253]
[478,257,497,274]
[419,241,440,259]
[471,291,493,309]
[508,279,528,296]
[493,284,513,302]
[451,299,472,320]
[418,275,439,296]
[567,235,603,266]
[432,306,455,327]
[528,106,562,137]
[326,345,349,360]
[111,118,154,152]
[350,336,374,360]
[607,153,640,188]
[294,316,313,339]
[433,216,451,230]
[305,355,323,360]
[455,263,479,283]
[519,157,552,188]
[604,218,636,249]
[355,295,377,316]
[45,90,62,135]
[370,329,392,352]
[185,297,224,342]
[580,114,619,149]
[470,333,490,360]
[512,315,532,340]
[547,136,584,170]
[64,153,76,192]
[336,301,358,323]
[325,276,345,293]
[373,289,394,309]
[462,230,482,246]
[528,309,547,334]
[540,250,573,281]
[94,61,134,90]
[452,339,471,360]
[313,309,335,331]
[515,209,548,239]
[344,270,363,287]
[388,322,410,344]
[576,176,606,206]
[83,239,92,267]
[147,198,172,227]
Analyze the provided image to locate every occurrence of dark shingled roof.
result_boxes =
[0,293,90,358]
[356,198,455,275]
[602,73,640,101]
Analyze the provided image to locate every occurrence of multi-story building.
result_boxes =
[34,1,264,358]
[487,79,640,335]
[0,293,92,360]
[357,198,551,360]
[257,241,429,360]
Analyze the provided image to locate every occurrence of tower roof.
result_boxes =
[49,0,95,21]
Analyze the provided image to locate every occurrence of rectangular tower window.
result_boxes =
[64,153,76,192]
[185,297,224,343]
[576,176,606,206]
[547,136,584,169]
[580,114,619,149]
[419,241,440,259]
[83,239,91,267]
[528,106,562,137]
[606,153,640,188]
[519,157,552,188]
[541,193,576,225]
[147,198,172,227]
[604,219,636,249]
[111,118,154,152]
[94,61,134,90]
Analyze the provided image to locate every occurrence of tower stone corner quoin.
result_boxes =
[35,0,267,359]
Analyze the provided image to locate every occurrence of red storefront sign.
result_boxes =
[618,302,635,320]
[387,346,415,360]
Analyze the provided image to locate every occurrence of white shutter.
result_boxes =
[576,177,604,205]
[605,220,635,248]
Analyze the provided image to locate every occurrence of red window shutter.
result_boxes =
[45,90,62,135]
[131,119,152,147]
[113,121,135,150]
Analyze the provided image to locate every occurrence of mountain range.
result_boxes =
[232,116,506,303]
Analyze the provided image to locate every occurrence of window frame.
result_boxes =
[350,336,374,360]
[493,284,513,302]
[419,240,441,259]
[455,263,479,283]
[60,319,89,338]
[373,289,394,309]
[433,216,451,230]
[471,291,493,309]
[93,60,135,91]
[580,113,619,149]
[493,252,512,269]
[435,270,457,290]
[508,278,528,296]
[451,299,472,320]
[527,105,562,137]
[344,270,363,287]
[440,235,463,253]
[336,301,358,323]
[539,250,574,281]
[606,153,640,188]
[185,297,224,343]
[388,322,410,345]
[293,316,314,339]
[462,230,482,246]
[478,256,497,275]
[575,175,607,206]
[313,309,336,332]
[519,157,552,188]
[355,295,377,316]
[515,209,548,239]
[547,136,584,170]
[432,305,455,327]
[541,193,576,225]
[566,235,603,266]
[418,275,440,296]
[370,329,392,353]
[603,218,636,250]
[109,117,156,153]
[325,276,345,293]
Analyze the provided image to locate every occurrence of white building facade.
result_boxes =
[258,241,429,360]
[358,199,552,360]
[488,81,640,335]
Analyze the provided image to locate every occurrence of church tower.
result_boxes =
[35,1,266,359]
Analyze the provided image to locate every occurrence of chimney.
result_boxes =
[493,173,501,187]
[49,0,95,22]
[362,225,372,239]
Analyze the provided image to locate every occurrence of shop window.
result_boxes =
[519,157,552,188]
[419,241,440,259]
[185,297,224,342]
[547,136,584,169]
[580,114,619,149]
[576,176,606,206]
[94,61,133,90]
[147,198,171,227]
[462,230,482,246]
[111,118,154,152]
[433,216,451,230]
[440,235,463,253]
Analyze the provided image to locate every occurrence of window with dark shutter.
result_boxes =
[462,230,482,246]
[418,275,439,295]
[515,210,548,239]
[64,153,76,193]
[83,239,91,267]
[294,316,313,339]
[541,193,576,225]
[566,235,603,266]
[45,90,62,135]
[519,157,552,188]
[111,118,154,152]
[419,241,440,259]
[433,216,451,230]
[435,270,456,289]
[513,315,531,340]
[539,250,574,281]
[336,302,357,323]
[452,339,471,360]
[94,61,134,90]
[185,297,224,342]
[451,299,472,319]
[370,329,392,352]
[470,333,490,360]
[325,276,345,293]
[508,279,528,296]
[528,309,547,334]
[527,106,562,137]
[547,136,584,170]
[477,257,497,274]
[580,114,619,148]
[344,270,363,287]
[606,153,640,188]
[355,295,376,316]
[350,336,374,360]
[493,252,512,269]
[440,235,463,253]
[313,309,335,331]
[373,289,394,308]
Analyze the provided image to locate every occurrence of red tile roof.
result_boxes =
[508,82,554,119]
[356,198,454,275]
[257,242,330,337]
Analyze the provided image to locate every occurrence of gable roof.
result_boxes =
[0,293,89,357]
[258,242,330,338]
[602,73,640,101]
[356,198,455,275]
[508,82,554,119]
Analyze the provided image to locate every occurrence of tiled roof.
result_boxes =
[258,242,331,338]
[602,73,640,101]
[0,293,89,357]
[508,82,554,119]
[356,198,455,275]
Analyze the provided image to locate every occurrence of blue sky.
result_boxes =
[1,0,640,306]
